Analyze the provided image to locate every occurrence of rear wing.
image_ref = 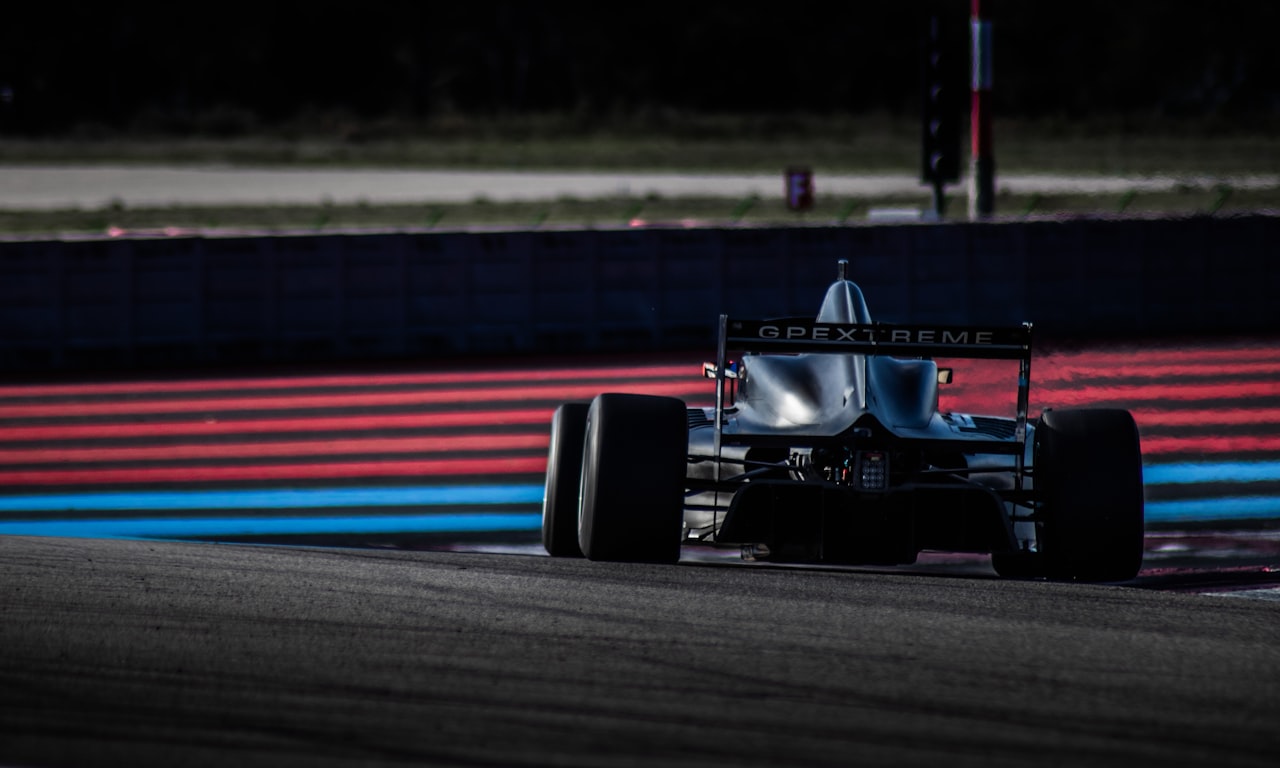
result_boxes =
[724,318,1031,360]
[711,315,1034,468]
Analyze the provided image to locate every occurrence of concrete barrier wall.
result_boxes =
[2,215,1276,371]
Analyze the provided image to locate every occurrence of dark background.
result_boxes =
[1,1,1277,135]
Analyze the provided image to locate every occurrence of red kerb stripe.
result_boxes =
[0,456,549,486]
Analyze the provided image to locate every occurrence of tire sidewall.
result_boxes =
[542,403,589,557]
[578,393,687,563]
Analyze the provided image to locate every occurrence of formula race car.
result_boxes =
[542,260,1144,581]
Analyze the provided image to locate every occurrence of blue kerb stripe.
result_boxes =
[0,461,1277,539]
[1143,461,1280,486]
[1142,460,1280,522]
[1145,496,1280,523]
[0,512,543,540]
[0,485,544,513]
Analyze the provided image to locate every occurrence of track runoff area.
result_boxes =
[0,339,1278,594]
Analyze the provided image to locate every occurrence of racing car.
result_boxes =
[541,260,1144,581]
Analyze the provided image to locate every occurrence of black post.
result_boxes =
[921,10,961,219]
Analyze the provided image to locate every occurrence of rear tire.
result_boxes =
[542,403,589,557]
[578,393,687,563]
[1035,408,1145,582]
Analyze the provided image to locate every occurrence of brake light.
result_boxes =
[856,451,888,491]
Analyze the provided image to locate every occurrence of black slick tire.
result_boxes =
[1035,408,1145,582]
[542,403,589,557]
[578,393,687,563]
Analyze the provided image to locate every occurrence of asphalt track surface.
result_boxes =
[4,166,1279,210]
[3,534,1279,768]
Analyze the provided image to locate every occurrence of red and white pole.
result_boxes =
[969,0,994,219]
